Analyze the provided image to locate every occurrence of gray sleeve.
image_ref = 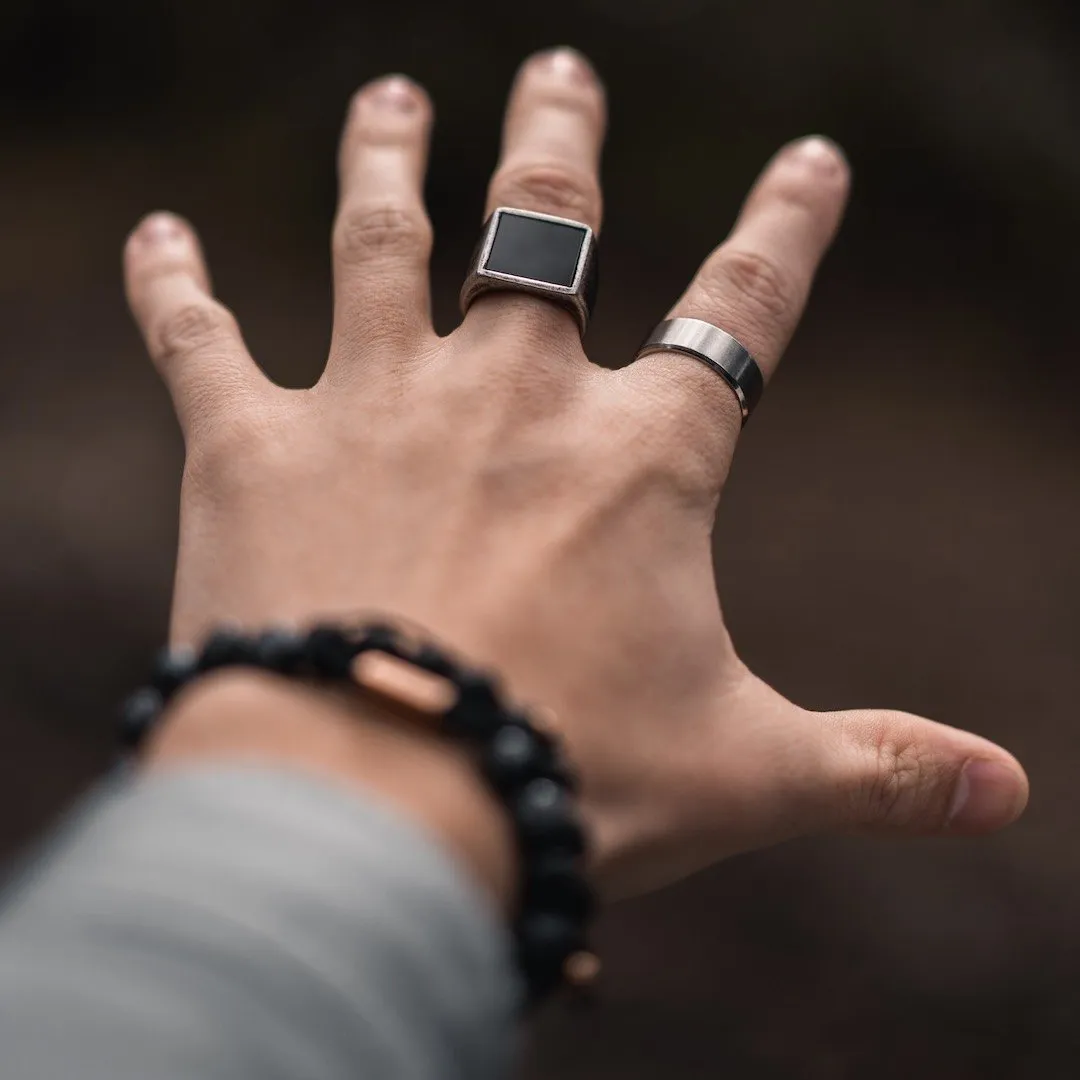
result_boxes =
[0,766,520,1080]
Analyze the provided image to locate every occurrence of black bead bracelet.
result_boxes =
[118,621,597,1005]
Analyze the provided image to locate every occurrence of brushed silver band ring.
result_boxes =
[636,318,764,424]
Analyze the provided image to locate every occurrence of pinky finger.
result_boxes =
[124,213,265,440]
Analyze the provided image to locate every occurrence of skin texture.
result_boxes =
[125,48,1028,905]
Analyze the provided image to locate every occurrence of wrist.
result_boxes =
[144,670,517,911]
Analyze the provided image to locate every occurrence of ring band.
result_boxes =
[637,318,764,424]
[460,207,599,337]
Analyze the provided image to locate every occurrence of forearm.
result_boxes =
[0,677,520,1080]
[145,672,518,909]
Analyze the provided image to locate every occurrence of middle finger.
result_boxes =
[467,48,607,346]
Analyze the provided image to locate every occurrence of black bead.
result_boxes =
[461,669,501,701]
[511,715,575,789]
[150,646,197,699]
[198,629,253,671]
[525,852,595,920]
[444,670,503,739]
[516,911,583,984]
[481,724,549,794]
[412,644,458,679]
[304,625,356,677]
[253,627,306,673]
[512,778,585,855]
[118,687,164,750]
[358,623,399,656]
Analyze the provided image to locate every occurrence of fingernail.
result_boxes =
[792,136,847,172]
[947,759,1027,832]
[539,47,593,84]
[371,76,418,112]
[139,212,185,244]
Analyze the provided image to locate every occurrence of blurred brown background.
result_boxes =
[1,1,1078,1076]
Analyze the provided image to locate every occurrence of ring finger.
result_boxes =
[468,48,607,345]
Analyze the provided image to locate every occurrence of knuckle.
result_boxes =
[153,302,237,367]
[861,730,949,830]
[494,163,600,223]
[333,202,433,265]
[705,247,796,327]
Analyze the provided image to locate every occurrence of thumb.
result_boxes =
[814,708,1029,836]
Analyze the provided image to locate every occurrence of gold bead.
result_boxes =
[563,950,601,987]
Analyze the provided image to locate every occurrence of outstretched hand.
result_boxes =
[124,48,1028,900]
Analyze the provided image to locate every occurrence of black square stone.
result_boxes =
[484,212,586,288]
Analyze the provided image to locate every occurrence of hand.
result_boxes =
[123,48,1027,901]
